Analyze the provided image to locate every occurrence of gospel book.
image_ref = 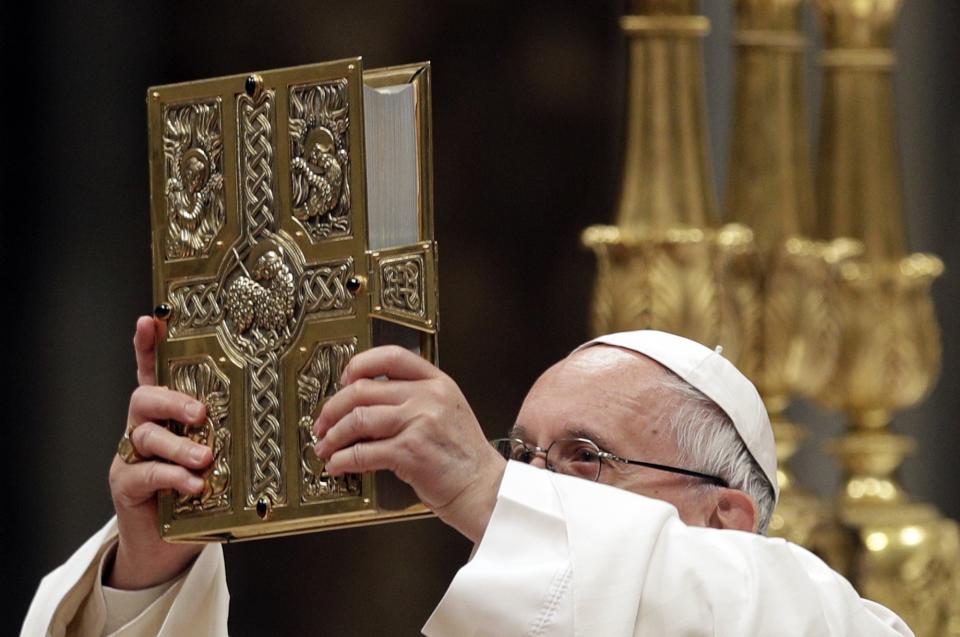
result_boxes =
[146,58,438,542]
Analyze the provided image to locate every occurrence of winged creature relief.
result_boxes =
[171,360,231,515]
[289,80,351,241]
[163,100,225,259]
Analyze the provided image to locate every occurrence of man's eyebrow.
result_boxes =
[507,424,531,441]
[509,424,620,455]
[564,426,617,454]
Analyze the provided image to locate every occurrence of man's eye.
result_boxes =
[512,447,535,463]
[571,447,599,463]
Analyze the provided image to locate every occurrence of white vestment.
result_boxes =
[22,461,913,636]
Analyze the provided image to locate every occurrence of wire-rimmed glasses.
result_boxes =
[490,437,728,487]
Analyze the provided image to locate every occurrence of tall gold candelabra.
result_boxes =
[583,0,756,366]
[584,1,958,633]
[812,1,959,633]
[725,0,855,552]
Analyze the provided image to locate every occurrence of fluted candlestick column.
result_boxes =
[584,0,756,367]
[812,2,957,633]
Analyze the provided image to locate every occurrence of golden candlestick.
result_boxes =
[725,0,856,553]
[813,1,959,633]
[584,0,756,366]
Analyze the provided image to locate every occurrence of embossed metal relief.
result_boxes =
[289,79,352,241]
[224,248,297,355]
[370,242,437,333]
[238,90,277,242]
[170,358,232,515]
[150,60,438,541]
[297,339,362,502]
[381,256,425,319]
[300,258,354,314]
[163,99,225,259]
[160,86,360,512]
[168,280,223,337]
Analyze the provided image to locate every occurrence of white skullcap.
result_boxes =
[572,330,779,502]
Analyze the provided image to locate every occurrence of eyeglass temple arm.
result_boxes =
[601,453,729,488]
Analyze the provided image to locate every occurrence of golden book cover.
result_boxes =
[146,58,438,542]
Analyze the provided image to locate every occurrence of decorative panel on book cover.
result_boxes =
[146,58,438,542]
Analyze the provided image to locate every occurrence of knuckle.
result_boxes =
[131,385,150,404]
[144,463,161,490]
[396,435,415,456]
[352,441,365,468]
[424,380,445,401]
[351,406,366,435]
[176,439,194,463]
[399,430,422,456]
[383,345,404,366]
[108,464,121,489]
[352,378,374,398]
[134,424,155,451]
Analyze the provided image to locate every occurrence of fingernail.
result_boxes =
[185,401,203,419]
[188,476,205,491]
[313,443,325,459]
[190,445,209,464]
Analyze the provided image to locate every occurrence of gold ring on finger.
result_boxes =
[117,430,144,464]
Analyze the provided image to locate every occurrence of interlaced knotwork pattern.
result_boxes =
[238,91,277,245]
[169,282,223,336]
[248,351,284,506]
[300,259,353,313]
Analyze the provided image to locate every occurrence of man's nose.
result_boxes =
[529,454,548,470]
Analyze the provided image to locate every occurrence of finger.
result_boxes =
[314,378,408,438]
[325,439,397,477]
[315,405,405,460]
[134,316,157,386]
[113,461,205,504]
[340,345,438,386]
[129,385,206,428]
[130,422,213,469]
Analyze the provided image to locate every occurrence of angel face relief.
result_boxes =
[162,99,226,259]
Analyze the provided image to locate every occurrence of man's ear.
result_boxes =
[708,489,758,533]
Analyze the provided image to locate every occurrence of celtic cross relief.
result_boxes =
[162,83,358,514]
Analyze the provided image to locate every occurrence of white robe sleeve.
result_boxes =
[21,517,230,637]
[422,461,914,637]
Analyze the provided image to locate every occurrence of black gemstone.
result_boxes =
[346,276,361,293]
[245,75,259,97]
[154,303,172,320]
[256,497,269,519]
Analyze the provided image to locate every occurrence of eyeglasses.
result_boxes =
[490,437,728,487]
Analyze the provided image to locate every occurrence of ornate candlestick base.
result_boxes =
[828,429,960,636]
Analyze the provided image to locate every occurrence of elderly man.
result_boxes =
[23,319,912,636]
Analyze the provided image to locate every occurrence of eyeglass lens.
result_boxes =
[493,438,602,481]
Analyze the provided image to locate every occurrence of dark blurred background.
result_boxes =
[6,1,958,634]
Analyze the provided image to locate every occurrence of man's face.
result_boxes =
[513,345,718,527]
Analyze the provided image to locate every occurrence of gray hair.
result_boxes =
[659,372,776,535]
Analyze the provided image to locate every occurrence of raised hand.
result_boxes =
[106,316,213,589]
[313,346,506,543]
